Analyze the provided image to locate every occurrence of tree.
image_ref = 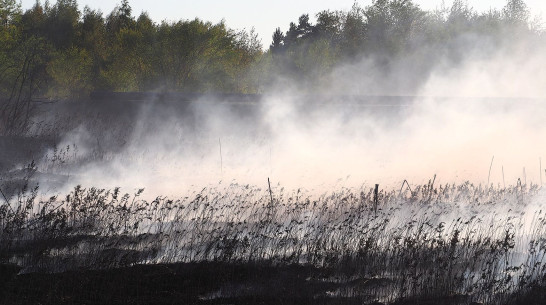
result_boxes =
[297,14,313,37]
[0,0,21,51]
[80,7,107,89]
[101,1,139,91]
[270,27,284,54]
[0,0,21,27]
[0,35,51,134]
[342,3,366,57]
[234,27,260,54]
[363,0,425,55]
[282,14,315,47]
[315,10,343,40]
[47,47,93,97]
[502,0,529,25]
[0,0,22,100]
[445,0,474,33]
[20,1,46,38]
[284,22,298,47]
[106,0,135,34]
[119,0,133,29]
[134,12,156,90]
[44,0,80,49]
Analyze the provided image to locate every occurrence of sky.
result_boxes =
[18,0,546,46]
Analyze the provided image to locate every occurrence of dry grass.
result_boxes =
[1,180,545,304]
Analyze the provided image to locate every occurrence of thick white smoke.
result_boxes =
[36,28,546,198]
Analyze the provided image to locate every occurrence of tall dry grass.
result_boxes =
[1,179,545,304]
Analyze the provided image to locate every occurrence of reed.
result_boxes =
[1,180,545,304]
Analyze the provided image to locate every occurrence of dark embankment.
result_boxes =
[1,262,546,305]
[0,262,366,305]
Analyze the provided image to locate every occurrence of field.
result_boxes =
[1,95,546,304]
[2,179,546,304]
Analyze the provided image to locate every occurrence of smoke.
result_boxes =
[32,28,546,198]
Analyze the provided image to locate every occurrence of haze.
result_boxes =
[3,0,546,197]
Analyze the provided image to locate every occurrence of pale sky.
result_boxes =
[19,0,546,45]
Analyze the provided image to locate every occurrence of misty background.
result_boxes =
[1,0,545,196]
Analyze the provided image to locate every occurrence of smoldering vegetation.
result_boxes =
[2,0,546,304]
[2,179,546,305]
[1,94,546,305]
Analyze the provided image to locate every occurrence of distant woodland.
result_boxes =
[0,0,543,101]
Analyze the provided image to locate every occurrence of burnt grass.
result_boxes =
[1,261,546,305]
[3,99,546,304]
[2,143,546,305]
[2,183,546,305]
[0,262,366,305]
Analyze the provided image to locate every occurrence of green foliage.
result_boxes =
[266,0,544,90]
[47,47,93,97]
[0,0,21,27]
[0,0,264,99]
[0,0,544,100]
[315,10,343,41]
[0,34,51,134]
[341,4,366,57]
[270,27,284,54]
[0,0,22,89]
[43,0,80,49]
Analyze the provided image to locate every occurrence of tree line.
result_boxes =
[0,0,542,105]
